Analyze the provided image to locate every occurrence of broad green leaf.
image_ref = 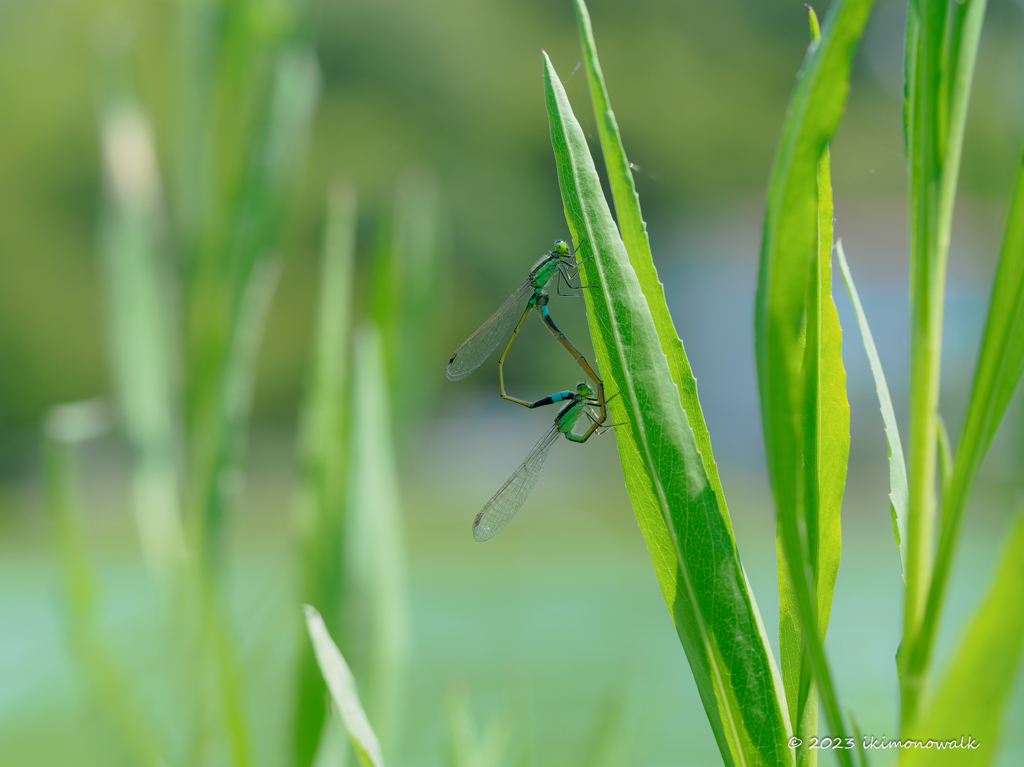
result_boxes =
[779,117,850,764]
[835,242,909,579]
[304,605,387,767]
[904,516,1024,766]
[544,53,792,767]
[756,1,872,758]
[294,185,357,767]
[918,143,1024,681]
[572,0,730,527]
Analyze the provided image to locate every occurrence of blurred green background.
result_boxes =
[2,0,1024,764]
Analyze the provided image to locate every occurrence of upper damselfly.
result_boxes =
[445,240,603,401]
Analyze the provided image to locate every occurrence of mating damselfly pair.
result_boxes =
[446,239,616,541]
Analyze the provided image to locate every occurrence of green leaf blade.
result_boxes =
[543,52,792,767]
[836,242,909,578]
[293,185,358,767]
[573,0,731,528]
[935,146,1024,607]
[780,141,851,765]
[304,605,387,767]
[756,2,873,758]
[904,516,1024,767]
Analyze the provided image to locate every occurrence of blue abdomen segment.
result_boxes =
[533,390,574,408]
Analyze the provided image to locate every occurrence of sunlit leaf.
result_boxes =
[544,52,792,767]
[755,1,873,758]
[572,0,731,527]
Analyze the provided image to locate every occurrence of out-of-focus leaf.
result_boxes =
[572,0,730,526]
[755,1,872,758]
[185,45,320,564]
[43,400,162,766]
[445,684,513,767]
[836,241,909,578]
[294,185,358,767]
[344,324,410,749]
[576,685,634,767]
[371,169,442,434]
[96,34,185,577]
[304,605,386,767]
[846,709,870,767]
[904,516,1024,767]
[544,53,792,767]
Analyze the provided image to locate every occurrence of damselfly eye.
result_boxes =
[553,240,570,255]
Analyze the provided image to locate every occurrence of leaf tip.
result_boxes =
[806,5,821,43]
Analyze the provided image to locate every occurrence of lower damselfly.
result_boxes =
[473,382,612,541]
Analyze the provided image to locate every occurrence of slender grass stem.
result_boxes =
[901,0,988,732]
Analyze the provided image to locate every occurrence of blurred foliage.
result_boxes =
[3,0,1023,440]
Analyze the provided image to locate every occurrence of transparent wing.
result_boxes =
[473,423,560,541]
[446,280,534,381]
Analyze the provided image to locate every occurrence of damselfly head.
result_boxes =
[576,381,594,397]
[553,239,570,256]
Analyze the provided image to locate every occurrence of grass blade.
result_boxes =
[914,144,1024,682]
[43,401,163,766]
[185,45,320,565]
[344,324,410,749]
[96,54,185,577]
[572,0,730,524]
[755,2,873,760]
[544,53,792,767]
[900,0,989,729]
[294,185,358,766]
[836,242,909,578]
[304,605,386,767]
[903,515,1024,766]
[900,0,989,721]
[390,170,443,432]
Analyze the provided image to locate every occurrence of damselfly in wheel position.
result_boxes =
[473,382,616,541]
[445,240,603,404]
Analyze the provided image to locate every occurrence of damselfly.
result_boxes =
[445,241,602,401]
[473,382,613,541]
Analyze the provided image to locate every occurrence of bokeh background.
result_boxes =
[2,0,1024,764]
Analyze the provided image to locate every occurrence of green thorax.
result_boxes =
[555,395,586,434]
[528,254,561,288]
